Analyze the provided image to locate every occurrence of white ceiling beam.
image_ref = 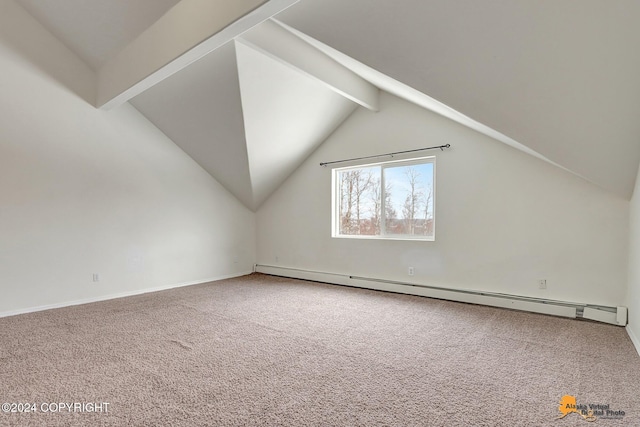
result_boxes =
[237,19,379,111]
[96,0,299,110]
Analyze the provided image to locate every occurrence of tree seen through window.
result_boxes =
[335,158,434,239]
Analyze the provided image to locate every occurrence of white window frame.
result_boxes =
[331,156,436,241]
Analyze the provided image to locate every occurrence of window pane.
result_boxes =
[337,166,381,235]
[383,163,434,237]
[333,157,435,240]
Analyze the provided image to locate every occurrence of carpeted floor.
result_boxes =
[1,273,639,426]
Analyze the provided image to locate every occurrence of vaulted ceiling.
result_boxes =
[15,0,640,209]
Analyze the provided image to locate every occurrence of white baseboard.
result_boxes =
[255,265,581,318]
[0,270,252,319]
[627,325,640,357]
[255,265,628,324]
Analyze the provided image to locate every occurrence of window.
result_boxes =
[332,156,435,240]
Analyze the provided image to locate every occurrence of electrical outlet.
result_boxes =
[92,273,100,283]
[408,267,415,276]
[538,279,547,289]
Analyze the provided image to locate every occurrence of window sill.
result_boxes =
[332,234,435,242]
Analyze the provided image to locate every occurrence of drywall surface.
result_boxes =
[0,0,95,104]
[0,1,256,315]
[257,92,629,306]
[627,166,640,350]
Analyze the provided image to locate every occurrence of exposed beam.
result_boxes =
[237,19,379,111]
[97,0,298,110]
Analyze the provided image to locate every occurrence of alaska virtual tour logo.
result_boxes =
[557,395,625,422]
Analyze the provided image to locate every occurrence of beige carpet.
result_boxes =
[1,273,639,426]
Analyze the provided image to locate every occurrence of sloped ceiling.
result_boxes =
[13,0,640,205]
[17,0,180,70]
[276,0,640,199]
[235,41,356,209]
[129,42,254,209]
[130,39,357,210]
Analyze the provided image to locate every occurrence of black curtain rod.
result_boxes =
[319,144,451,167]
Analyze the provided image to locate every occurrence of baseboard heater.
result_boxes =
[254,264,627,326]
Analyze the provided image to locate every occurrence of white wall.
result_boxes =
[0,0,256,316]
[257,92,629,306]
[627,166,640,350]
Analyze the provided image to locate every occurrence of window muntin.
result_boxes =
[332,157,435,240]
